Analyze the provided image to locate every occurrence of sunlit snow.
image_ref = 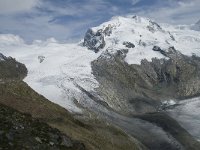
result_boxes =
[0,15,200,113]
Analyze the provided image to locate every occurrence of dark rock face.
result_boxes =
[152,46,162,52]
[123,42,135,48]
[0,53,8,61]
[103,24,113,36]
[0,54,27,80]
[147,20,163,33]
[38,55,45,63]
[150,47,200,98]
[83,29,105,53]
[149,20,162,30]
[139,40,147,47]
[92,49,159,114]
[152,46,181,58]
[168,32,176,41]
[83,24,116,52]
[92,46,200,115]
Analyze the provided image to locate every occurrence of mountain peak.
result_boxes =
[83,15,174,63]
[91,15,156,32]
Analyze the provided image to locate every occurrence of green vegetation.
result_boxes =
[0,103,85,150]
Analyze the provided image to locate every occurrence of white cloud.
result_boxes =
[132,0,200,24]
[0,0,115,42]
[0,0,199,42]
[0,0,39,14]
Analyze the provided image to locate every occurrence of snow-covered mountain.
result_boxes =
[84,15,200,63]
[0,15,200,113]
[1,15,200,149]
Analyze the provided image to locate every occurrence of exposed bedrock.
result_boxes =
[83,29,106,53]
[91,47,200,115]
[0,53,27,80]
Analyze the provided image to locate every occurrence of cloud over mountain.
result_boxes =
[0,0,199,42]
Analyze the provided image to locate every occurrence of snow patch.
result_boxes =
[162,100,177,107]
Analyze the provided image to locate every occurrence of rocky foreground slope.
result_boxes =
[0,55,84,149]
[0,104,85,150]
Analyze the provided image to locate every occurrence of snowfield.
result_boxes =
[89,15,200,64]
[0,37,100,112]
[0,15,200,113]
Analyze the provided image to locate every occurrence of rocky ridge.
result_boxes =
[92,41,200,115]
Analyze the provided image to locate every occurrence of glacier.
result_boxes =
[0,15,200,113]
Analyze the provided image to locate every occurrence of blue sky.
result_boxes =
[0,0,199,42]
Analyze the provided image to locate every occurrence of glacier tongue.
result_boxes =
[167,97,200,140]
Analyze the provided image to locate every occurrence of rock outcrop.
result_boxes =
[83,24,116,52]
[92,46,200,115]
[123,41,135,48]
[147,20,164,33]
[0,53,27,80]
[83,29,105,53]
